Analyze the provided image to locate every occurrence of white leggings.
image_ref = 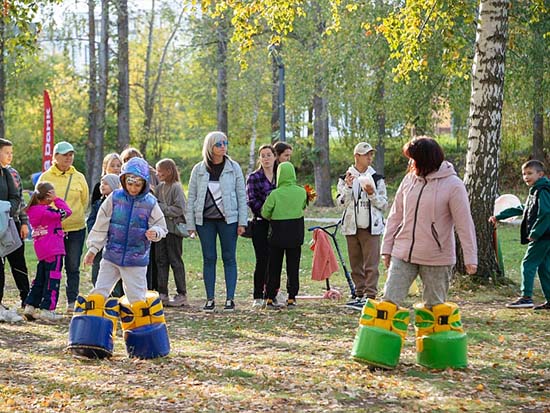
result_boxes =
[90,259,148,304]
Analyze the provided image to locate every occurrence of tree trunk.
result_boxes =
[271,50,279,141]
[0,16,5,140]
[116,0,130,151]
[216,18,228,135]
[531,23,544,162]
[374,67,386,175]
[247,103,259,176]
[86,0,99,186]
[313,92,334,207]
[462,0,509,280]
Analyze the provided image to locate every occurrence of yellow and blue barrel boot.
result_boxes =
[67,294,120,358]
[119,291,170,359]
[351,298,410,368]
[414,302,467,369]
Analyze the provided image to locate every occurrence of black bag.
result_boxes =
[240,219,254,238]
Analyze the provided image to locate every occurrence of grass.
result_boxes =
[1,207,549,412]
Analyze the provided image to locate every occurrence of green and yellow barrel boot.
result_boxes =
[119,291,170,359]
[414,302,468,369]
[67,294,120,358]
[351,298,410,369]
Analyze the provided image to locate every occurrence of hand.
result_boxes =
[488,216,498,226]
[83,251,96,266]
[145,229,157,241]
[46,189,56,203]
[382,254,391,268]
[344,172,355,187]
[188,230,196,239]
[465,264,477,275]
[20,224,29,240]
[237,225,246,236]
[363,183,374,195]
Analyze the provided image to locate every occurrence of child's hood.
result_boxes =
[276,161,296,187]
[531,176,550,193]
[121,157,150,194]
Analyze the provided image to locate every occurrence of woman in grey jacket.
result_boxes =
[186,131,247,313]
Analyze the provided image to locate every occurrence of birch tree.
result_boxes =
[463,0,510,279]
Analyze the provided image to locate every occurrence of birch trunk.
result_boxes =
[116,0,130,151]
[462,0,509,279]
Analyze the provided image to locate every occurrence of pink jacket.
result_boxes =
[27,197,72,262]
[381,161,477,266]
[310,229,339,281]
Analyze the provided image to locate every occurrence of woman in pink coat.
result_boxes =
[381,137,478,308]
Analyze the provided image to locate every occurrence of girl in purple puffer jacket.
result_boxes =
[23,182,72,322]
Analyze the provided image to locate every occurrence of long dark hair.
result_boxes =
[25,182,54,211]
[403,136,444,177]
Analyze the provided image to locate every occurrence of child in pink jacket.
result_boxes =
[381,137,477,308]
[23,182,72,322]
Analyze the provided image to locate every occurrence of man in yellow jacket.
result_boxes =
[38,141,89,312]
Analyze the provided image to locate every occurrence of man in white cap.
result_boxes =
[38,141,89,313]
[336,142,388,310]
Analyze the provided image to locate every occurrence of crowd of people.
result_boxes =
[1,132,549,323]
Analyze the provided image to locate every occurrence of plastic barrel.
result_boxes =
[67,315,114,359]
[416,330,468,369]
[351,325,403,369]
[124,323,170,359]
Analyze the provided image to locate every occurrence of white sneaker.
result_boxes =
[39,309,64,322]
[275,291,287,304]
[23,305,37,321]
[252,299,265,309]
[0,304,24,323]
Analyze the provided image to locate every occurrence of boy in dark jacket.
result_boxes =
[262,162,307,309]
[489,160,550,310]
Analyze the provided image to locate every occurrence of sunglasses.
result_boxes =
[125,176,145,185]
[214,140,229,148]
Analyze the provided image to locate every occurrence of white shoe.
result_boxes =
[252,299,265,309]
[39,309,64,322]
[23,305,38,321]
[275,291,287,304]
[0,304,24,323]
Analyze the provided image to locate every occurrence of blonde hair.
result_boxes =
[202,131,227,166]
[120,147,143,163]
[156,158,180,184]
[102,153,122,175]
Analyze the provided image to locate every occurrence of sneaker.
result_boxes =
[223,300,235,312]
[166,294,188,307]
[286,298,297,308]
[23,305,37,321]
[39,309,64,322]
[345,297,366,311]
[202,299,215,313]
[159,293,170,306]
[266,299,285,310]
[275,290,287,304]
[66,302,76,314]
[251,299,265,309]
[0,304,24,323]
[534,301,550,310]
[506,297,534,309]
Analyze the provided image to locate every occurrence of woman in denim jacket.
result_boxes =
[186,131,247,313]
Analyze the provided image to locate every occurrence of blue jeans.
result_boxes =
[196,220,238,300]
[64,228,86,304]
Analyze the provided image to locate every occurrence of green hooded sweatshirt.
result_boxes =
[262,162,307,220]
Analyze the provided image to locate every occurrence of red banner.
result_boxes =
[42,90,54,172]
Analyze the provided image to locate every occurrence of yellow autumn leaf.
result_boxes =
[476,384,484,391]
[498,335,505,343]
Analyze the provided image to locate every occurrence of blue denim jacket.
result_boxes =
[186,157,248,230]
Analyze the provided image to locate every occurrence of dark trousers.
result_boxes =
[25,255,63,311]
[0,221,30,306]
[147,244,158,291]
[266,245,301,300]
[64,228,86,304]
[252,219,269,299]
[156,233,187,296]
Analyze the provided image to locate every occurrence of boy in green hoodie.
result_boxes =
[262,161,307,309]
[489,160,550,310]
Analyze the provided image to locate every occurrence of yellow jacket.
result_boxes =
[38,164,89,232]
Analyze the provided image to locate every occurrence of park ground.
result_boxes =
[0,208,549,412]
